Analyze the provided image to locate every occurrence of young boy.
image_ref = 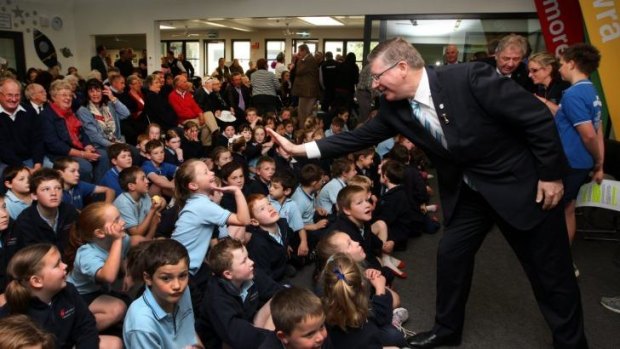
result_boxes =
[123,239,202,349]
[54,157,115,210]
[10,168,78,258]
[291,164,329,247]
[316,157,357,216]
[2,165,32,220]
[135,133,150,166]
[245,193,294,282]
[282,119,295,142]
[268,171,308,260]
[375,159,419,250]
[113,166,165,239]
[197,237,283,349]
[246,156,276,196]
[324,117,345,137]
[99,143,134,198]
[259,286,332,349]
[141,140,177,197]
[328,185,388,278]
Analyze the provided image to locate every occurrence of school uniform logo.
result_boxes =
[59,306,75,319]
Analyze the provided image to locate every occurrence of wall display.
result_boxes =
[33,29,58,67]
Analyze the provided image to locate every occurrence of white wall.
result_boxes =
[12,0,536,76]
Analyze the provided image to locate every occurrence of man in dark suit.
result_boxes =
[267,38,586,348]
[481,34,534,92]
[225,72,251,126]
[90,45,108,81]
[443,44,461,65]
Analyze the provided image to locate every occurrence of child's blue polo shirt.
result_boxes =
[62,181,96,210]
[142,160,177,179]
[5,190,30,220]
[99,167,123,198]
[113,192,152,230]
[291,186,315,225]
[316,177,346,215]
[269,196,304,232]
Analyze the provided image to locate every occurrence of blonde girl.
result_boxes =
[0,314,54,349]
[4,243,122,348]
[65,202,133,333]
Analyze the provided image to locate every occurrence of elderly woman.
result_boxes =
[41,80,109,182]
[126,74,149,135]
[76,78,131,154]
[528,52,570,115]
[250,58,280,116]
[143,73,178,131]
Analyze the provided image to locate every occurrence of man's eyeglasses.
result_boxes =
[371,62,400,82]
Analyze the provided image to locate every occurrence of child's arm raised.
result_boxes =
[214,186,250,226]
[95,222,125,284]
[146,173,175,190]
[93,185,115,204]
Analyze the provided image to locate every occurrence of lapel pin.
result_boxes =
[440,113,450,125]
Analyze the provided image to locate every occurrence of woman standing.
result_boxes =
[251,58,280,116]
[528,52,570,115]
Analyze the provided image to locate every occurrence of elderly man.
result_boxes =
[194,76,215,113]
[23,83,48,114]
[267,38,586,348]
[0,78,45,173]
[225,72,252,125]
[169,74,218,146]
[443,44,460,65]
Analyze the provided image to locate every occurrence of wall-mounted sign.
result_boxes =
[0,13,12,30]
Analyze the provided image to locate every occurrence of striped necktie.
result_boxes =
[410,100,447,149]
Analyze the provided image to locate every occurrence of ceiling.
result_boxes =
[159,16,365,35]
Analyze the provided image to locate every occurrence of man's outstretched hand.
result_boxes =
[265,128,308,157]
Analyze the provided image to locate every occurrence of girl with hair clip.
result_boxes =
[321,252,410,349]
[0,243,122,348]
[163,129,184,165]
[65,202,136,335]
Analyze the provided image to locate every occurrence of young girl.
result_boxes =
[215,124,236,148]
[2,243,122,348]
[0,314,54,349]
[171,159,250,311]
[147,123,162,141]
[219,161,248,213]
[164,129,184,165]
[2,165,32,220]
[321,252,408,349]
[249,125,274,175]
[65,202,133,334]
[211,146,233,178]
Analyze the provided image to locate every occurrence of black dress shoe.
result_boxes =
[407,331,461,348]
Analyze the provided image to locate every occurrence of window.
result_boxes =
[160,40,202,77]
[324,40,344,56]
[205,40,225,77]
[232,40,251,72]
[323,40,365,68]
[265,39,286,72]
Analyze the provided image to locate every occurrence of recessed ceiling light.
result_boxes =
[159,25,176,30]
[298,17,343,26]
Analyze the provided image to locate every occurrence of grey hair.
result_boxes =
[49,79,72,97]
[367,37,425,69]
[495,34,528,57]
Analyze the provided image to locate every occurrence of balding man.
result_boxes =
[0,78,45,173]
[267,37,586,348]
[23,83,48,114]
[169,74,218,146]
[443,44,460,65]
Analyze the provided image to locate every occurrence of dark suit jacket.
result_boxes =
[480,56,535,92]
[194,87,213,112]
[90,55,107,80]
[316,62,568,230]
[225,84,252,117]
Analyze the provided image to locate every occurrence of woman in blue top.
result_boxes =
[555,43,604,247]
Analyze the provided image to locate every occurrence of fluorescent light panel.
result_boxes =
[159,25,176,29]
[298,16,343,26]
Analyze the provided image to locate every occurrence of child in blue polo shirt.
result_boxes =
[123,239,202,349]
[2,165,32,220]
[142,140,177,197]
[316,157,357,216]
[113,166,165,239]
[99,143,134,198]
[172,159,250,311]
[54,157,114,209]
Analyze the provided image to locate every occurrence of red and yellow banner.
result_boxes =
[579,0,620,137]
[534,0,584,56]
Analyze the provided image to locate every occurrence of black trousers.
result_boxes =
[433,185,587,349]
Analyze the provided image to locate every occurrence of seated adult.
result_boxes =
[41,80,109,183]
[0,77,45,174]
[194,76,214,112]
[225,72,252,126]
[22,83,48,115]
[168,74,219,146]
[76,78,137,160]
[143,73,178,131]
[109,73,139,145]
[126,74,149,136]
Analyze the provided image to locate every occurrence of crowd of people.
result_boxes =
[0,32,612,349]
